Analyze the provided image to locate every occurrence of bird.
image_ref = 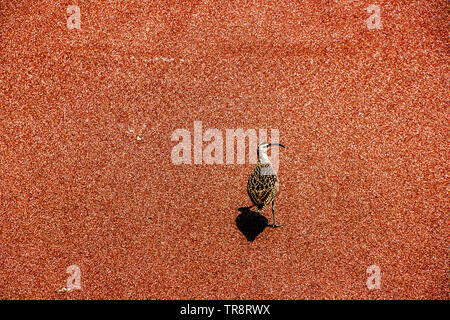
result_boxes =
[247,142,285,228]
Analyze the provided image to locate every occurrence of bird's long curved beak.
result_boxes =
[268,143,285,148]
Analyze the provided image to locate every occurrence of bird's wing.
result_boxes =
[247,165,279,207]
[248,187,272,207]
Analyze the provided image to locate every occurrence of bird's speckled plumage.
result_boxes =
[247,163,279,211]
[246,142,285,227]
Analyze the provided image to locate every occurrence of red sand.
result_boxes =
[0,1,448,299]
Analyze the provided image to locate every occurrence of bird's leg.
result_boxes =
[269,201,283,228]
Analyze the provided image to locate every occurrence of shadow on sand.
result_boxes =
[235,207,268,241]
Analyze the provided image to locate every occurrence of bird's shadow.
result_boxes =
[235,207,268,241]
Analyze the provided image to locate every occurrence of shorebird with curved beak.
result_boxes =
[247,142,285,228]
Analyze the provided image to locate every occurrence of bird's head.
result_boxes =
[257,142,285,163]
